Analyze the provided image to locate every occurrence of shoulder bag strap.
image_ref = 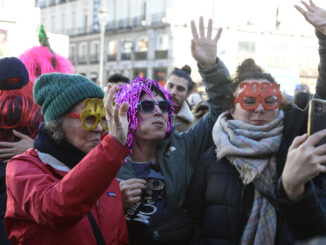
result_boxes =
[87,211,107,245]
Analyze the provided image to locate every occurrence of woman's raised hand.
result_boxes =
[295,0,326,35]
[104,84,129,145]
[190,16,222,68]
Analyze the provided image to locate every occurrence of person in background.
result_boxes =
[188,1,326,244]
[0,24,77,171]
[107,73,130,86]
[0,57,43,245]
[190,100,210,127]
[19,25,74,83]
[115,17,231,244]
[5,73,130,245]
[294,91,311,110]
[187,82,203,109]
[278,0,326,240]
[165,65,195,132]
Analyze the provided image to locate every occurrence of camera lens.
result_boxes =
[314,102,323,115]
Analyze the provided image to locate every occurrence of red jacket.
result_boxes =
[5,134,129,245]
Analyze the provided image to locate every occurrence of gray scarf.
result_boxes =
[213,111,284,245]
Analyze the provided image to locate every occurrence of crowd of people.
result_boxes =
[0,1,326,245]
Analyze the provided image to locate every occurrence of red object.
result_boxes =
[67,112,80,118]
[5,135,130,245]
[234,82,282,110]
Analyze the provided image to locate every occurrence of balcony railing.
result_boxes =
[135,51,147,60]
[121,53,132,60]
[90,54,99,64]
[106,12,167,33]
[155,50,168,59]
[57,13,167,37]
[77,56,87,65]
[38,0,75,8]
[107,54,117,61]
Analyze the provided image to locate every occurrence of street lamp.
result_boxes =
[97,2,109,88]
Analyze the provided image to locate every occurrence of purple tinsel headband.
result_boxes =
[114,76,174,149]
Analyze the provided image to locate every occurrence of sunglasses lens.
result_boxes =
[158,101,171,113]
[141,100,155,113]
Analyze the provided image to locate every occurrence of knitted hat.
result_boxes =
[0,57,29,90]
[34,73,104,122]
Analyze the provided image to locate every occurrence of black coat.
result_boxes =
[188,29,326,245]
[187,106,326,245]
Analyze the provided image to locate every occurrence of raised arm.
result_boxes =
[276,1,326,240]
[183,17,231,169]
[190,17,231,116]
[191,17,222,69]
[295,0,326,99]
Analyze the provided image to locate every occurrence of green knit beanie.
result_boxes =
[33,73,104,122]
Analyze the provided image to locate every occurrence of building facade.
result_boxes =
[36,0,174,85]
[36,0,321,94]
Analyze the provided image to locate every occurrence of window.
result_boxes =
[107,40,118,61]
[142,0,147,20]
[61,13,65,33]
[51,16,56,33]
[135,38,147,60]
[69,46,76,63]
[83,9,88,31]
[78,43,87,64]
[157,35,168,50]
[137,37,148,52]
[121,40,133,60]
[155,35,168,59]
[71,11,76,29]
[90,42,99,63]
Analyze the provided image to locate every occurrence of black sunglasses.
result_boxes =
[138,100,171,114]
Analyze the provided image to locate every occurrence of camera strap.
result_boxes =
[87,211,107,245]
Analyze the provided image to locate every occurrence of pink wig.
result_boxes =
[19,46,74,83]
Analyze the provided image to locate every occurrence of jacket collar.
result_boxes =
[34,123,86,170]
[174,101,194,123]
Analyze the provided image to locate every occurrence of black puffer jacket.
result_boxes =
[188,30,326,245]
[188,106,306,245]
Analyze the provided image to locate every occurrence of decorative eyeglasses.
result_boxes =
[234,82,282,110]
[68,98,108,130]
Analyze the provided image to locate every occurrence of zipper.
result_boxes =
[238,184,246,243]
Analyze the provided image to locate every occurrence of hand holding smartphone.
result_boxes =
[307,98,326,146]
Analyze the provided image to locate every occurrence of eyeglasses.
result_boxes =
[234,96,280,110]
[233,82,282,111]
[137,100,171,114]
[68,113,108,130]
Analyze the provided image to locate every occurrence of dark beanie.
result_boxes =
[0,57,29,90]
[33,73,104,122]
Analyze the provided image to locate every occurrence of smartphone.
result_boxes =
[307,98,326,146]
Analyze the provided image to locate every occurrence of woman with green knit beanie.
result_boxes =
[4,72,130,245]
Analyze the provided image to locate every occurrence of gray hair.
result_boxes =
[44,116,69,144]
